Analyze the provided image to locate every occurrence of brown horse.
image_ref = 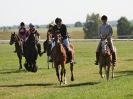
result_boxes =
[42,33,53,69]
[9,32,23,70]
[99,39,115,80]
[51,33,74,85]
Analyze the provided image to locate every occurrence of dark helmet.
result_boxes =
[29,23,34,28]
[20,22,25,26]
[55,17,62,24]
[101,15,108,20]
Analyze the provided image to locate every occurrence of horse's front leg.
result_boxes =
[99,64,104,78]
[61,63,67,85]
[70,62,74,81]
[55,64,60,84]
[18,54,22,70]
[47,56,50,69]
[106,65,110,80]
[111,65,114,79]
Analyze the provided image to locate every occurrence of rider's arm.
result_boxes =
[98,26,102,38]
[108,25,113,37]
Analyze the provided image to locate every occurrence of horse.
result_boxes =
[99,39,115,80]
[42,33,53,69]
[51,33,74,85]
[9,32,23,70]
[23,32,38,72]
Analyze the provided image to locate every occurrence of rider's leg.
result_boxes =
[107,37,114,52]
[37,43,42,56]
[95,41,101,65]
[43,40,47,53]
[49,41,55,62]
[107,37,116,66]
[63,38,73,63]
[63,38,71,51]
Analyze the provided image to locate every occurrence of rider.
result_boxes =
[14,22,27,53]
[27,23,42,56]
[95,15,116,66]
[43,24,54,53]
[53,18,73,63]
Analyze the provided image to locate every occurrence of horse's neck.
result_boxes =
[55,43,65,54]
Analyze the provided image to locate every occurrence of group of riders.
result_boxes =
[14,15,116,66]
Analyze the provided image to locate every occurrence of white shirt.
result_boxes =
[98,23,113,38]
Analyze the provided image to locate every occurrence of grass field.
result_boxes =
[0,41,133,99]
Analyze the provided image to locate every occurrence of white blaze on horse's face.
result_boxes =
[101,40,108,55]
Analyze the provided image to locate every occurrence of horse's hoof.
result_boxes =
[101,75,105,78]
[19,67,22,70]
[71,77,74,81]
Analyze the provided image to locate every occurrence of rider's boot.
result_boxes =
[37,43,42,56]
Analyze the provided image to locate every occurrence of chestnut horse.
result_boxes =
[51,33,74,85]
[99,39,115,80]
[9,32,23,70]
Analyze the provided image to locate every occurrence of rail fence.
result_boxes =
[0,39,133,44]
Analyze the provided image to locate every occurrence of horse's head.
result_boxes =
[27,33,37,45]
[54,33,62,44]
[9,32,19,45]
[101,39,111,56]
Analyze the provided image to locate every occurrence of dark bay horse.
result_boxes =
[9,32,23,70]
[51,33,74,85]
[99,39,115,80]
[42,33,53,69]
[23,33,38,72]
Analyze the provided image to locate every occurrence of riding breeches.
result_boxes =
[63,38,72,51]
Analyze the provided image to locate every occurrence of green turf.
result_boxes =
[0,41,133,99]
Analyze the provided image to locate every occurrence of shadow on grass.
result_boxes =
[0,69,26,74]
[125,94,133,98]
[0,83,53,88]
[124,58,133,61]
[61,82,100,88]
[115,70,133,78]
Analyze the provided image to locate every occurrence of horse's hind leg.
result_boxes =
[70,62,74,81]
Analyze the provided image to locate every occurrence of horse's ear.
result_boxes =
[14,32,15,34]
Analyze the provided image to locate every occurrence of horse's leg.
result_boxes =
[106,65,110,80]
[52,62,54,68]
[55,64,60,84]
[99,64,104,78]
[18,53,22,70]
[60,63,64,85]
[111,65,114,79]
[70,62,74,81]
[61,63,67,84]
[47,56,50,69]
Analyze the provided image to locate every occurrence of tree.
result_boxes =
[117,17,131,38]
[74,21,82,27]
[83,13,101,39]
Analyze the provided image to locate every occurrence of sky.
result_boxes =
[0,0,133,26]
